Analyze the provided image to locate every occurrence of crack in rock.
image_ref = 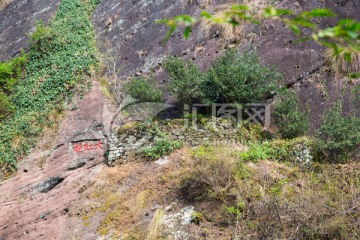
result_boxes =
[31,177,65,193]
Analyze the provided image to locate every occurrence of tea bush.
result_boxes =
[202,49,282,104]
[162,56,204,107]
[315,103,360,163]
[272,89,309,139]
[163,49,282,107]
[140,136,182,159]
[125,77,162,102]
[0,0,100,171]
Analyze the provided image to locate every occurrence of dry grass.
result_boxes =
[325,45,360,77]
[0,0,13,11]
[200,1,268,43]
[179,144,241,202]
[98,41,128,105]
[200,3,245,43]
[79,149,191,238]
[146,209,164,240]
[178,144,360,239]
[77,142,360,239]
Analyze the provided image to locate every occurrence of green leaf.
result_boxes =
[183,26,191,39]
[200,11,212,19]
[290,25,300,34]
[343,53,351,63]
[350,73,360,78]
[230,5,249,11]
[309,8,335,17]
[294,36,311,44]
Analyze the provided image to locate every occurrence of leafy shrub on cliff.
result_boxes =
[315,103,360,163]
[0,55,26,121]
[162,56,204,107]
[202,49,282,104]
[272,89,309,139]
[125,77,162,102]
[163,49,282,107]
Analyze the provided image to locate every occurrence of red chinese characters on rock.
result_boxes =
[73,140,103,153]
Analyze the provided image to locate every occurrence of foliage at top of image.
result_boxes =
[272,89,309,139]
[315,102,360,163]
[163,49,282,106]
[0,0,99,171]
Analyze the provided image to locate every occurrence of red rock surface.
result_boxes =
[0,80,110,239]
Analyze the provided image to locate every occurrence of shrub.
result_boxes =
[0,54,26,93]
[202,49,282,104]
[140,136,182,160]
[0,93,15,120]
[315,103,360,162]
[239,142,272,162]
[162,56,204,107]
[272,89,309,139]
[125,77,162,102]
[0,55,26,122]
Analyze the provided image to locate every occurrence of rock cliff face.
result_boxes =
[0,0,359,239]
[91,0,360,131]
[0,0,60,61]
[1,0,359,129]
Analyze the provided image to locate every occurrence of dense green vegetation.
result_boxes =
[0,55,26,121]
[272,89,309,139]
[202,50,281,104]
[163,49,282,106]
[125,77,162,103]
[0,0,99,171]
[315,103,360,163]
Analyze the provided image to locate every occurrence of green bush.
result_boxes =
[315,103,360,162]
[162,56,204,107]
[163,50,282,110]
[0,55,26,93]
[0,55,26,121]
[202,49,282,104]
[272,89,309,139]
[140,136,182,159]
[239,142,272,162]
[0,93,14,120]
[125,77,162,102]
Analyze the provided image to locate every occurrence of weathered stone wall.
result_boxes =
[107,119,249,165]
[108,119,315,167]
